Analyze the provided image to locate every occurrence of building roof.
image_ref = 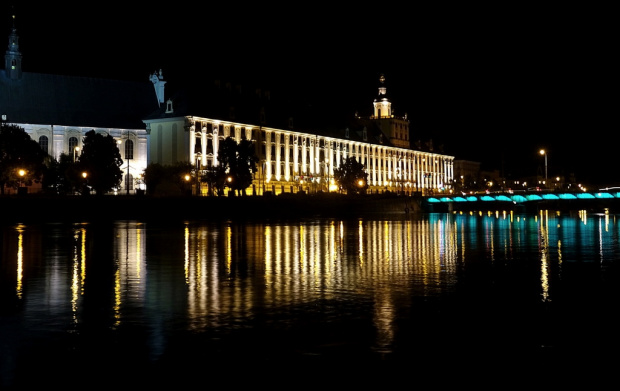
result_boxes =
[0,70,160,129]
[143,74,399,149]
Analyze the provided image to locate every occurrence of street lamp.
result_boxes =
[73,146,79,162]
[18,169,25,193]
[539,149,547,184]
[227,176,233,196]
[82,172,88,195]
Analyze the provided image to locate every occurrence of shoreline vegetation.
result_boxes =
[0,192,420,223]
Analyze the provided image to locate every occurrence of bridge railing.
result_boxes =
[425,190,620,204]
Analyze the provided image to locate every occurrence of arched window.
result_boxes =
[69,136,78,152]
[125,139,134,160]
[39,135,49,155]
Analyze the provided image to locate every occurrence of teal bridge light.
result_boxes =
[426,190,619,204]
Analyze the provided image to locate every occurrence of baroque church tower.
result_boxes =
[4,12,22,80]
[372,74,410,149]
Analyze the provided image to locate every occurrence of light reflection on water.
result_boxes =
[2,211,620,385]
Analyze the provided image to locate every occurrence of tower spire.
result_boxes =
[373,74,391,118]
[4,7,22,79]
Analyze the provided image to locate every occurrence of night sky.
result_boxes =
[1,4,616,186]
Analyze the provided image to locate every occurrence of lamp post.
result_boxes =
[539,149,547,185]
[262,162,265,196]
[118,132,132,195]
[194,152,202,196]
[18,169,25,194]
[82,172,88,195]
[227,175,233,196]
[73,146,79,163]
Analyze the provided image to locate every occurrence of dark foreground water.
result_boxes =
[2,210,620,387]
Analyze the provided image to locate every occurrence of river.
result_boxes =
[1,210,619,387]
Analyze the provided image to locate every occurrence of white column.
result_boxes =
[293,135,299,175]
[201,126,207,167]
[301,137,307,174]
[284,133,290,181]
[275,132,281,181]
[212,125,219,167]
[265,131,272,181]
[189,125,196,166]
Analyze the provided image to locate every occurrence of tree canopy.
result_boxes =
[215,137,258,195]
[0,123,48,195]
[143,162,193,196]
[78,130,123,195]
[333,156,369,195]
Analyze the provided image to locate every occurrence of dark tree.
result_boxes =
[202,165,227,196]
[143,163,166,196]
[217,137,258,196]
[143,162,193,196]
[0,123,48,195]
[41,152,81,194]
[333,156,369,195]
[79,130,123,195]
[236,138,259,194]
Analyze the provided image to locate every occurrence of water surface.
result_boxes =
[2,210,619,386]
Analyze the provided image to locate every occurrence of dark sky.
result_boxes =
[1,4,616,186]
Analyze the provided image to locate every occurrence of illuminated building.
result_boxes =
[0,14,155,194]
[144,73,454,196]
[1,13,454,196]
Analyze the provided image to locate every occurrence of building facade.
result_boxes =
[2,12,454,196]
[1,15,156,194]
[144,74,455,196]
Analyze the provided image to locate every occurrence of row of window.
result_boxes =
[36,135,133,160]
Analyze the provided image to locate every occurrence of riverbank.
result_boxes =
[1,193,420,223]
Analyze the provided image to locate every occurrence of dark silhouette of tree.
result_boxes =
[41,152,82,194]
[143,162,193,196]
[0,123,47,195]
[79,130,123,195]
[143,163,166,196]
[217,137,258,196]
[333,156,369,195]
[236,138,259,194]
[202,165,227,196]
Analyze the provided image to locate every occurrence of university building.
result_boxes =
[1,14,454,196]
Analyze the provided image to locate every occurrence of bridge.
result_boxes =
[421,188,620,212]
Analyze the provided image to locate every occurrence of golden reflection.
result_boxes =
[175,216,466,351]
[604,210,610,231]
[11,213,620,361]
[539,210,550,302]
[358,220,364,266]
[184,224,190,283]
[299,224,305,268]
[16,225,24,299]
[113,268,121,327]
[80,228,86,291]
[338,221,344,254]
[226,225,232,275]
[71,227,88,325]
[112,222,147,327]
